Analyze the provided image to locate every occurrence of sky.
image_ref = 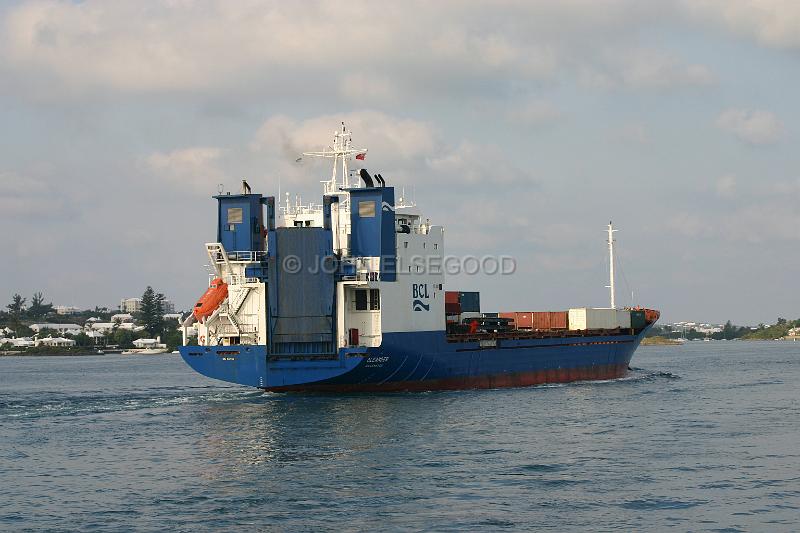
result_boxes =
[1,0,798,325]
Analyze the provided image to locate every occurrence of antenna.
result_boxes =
[301,123,367,196]
[606,221,618,309]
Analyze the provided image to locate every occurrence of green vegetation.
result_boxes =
[742,318,800,340]
[646,320,750,340]
[1,287,188,354]
[138,286,167,337]
[647,317,799,341]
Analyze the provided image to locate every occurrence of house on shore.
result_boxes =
[36,336,77,347]
[30,323,82,336]
[132,337,167,349]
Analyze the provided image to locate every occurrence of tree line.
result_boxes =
[648,317,800,341]
[1,286,183,350]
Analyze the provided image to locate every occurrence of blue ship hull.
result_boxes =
[179,328,649,392]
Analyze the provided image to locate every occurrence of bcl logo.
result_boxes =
[412,283,430,312]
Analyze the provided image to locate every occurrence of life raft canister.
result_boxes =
[193,277,228,322]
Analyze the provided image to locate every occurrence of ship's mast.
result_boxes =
[607,221,617,309]
[302,122,367,196]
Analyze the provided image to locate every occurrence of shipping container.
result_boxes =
[531,312,551,330]
[516,312,533,329]
[549,311,568,329]
[500,311,567,330]
[499,312,517,328]
[499,312,532,329]
[482,312,499,318]
[630,310,646,329]
[461,311,481,320]
[445,302,461,315]
[445,291,459,304]
[568,308,632,330]
[617,309,632,329]
[458,292,480,313]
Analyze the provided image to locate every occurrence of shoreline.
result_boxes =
[641,336,684,346]
[0,351,177,357]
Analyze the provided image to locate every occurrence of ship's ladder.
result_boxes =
[205,243,230,277]
[220,305,242,336]
[228,287,251,315]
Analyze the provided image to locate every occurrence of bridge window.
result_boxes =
[227,207,243,224]
[358,201,376,217]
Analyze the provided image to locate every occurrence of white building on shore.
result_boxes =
[36,336,76,347]
[120,298,142,314]
[30,323,82,335]
[132,337,166,349]
[3,338,35,348]
[121,297,176,314]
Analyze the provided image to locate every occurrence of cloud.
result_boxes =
[665,212,715,239]
[339,73,398,104]
[0,171,66,218]
[715,175,736,197]
[0,1,558,97]
[511,99,563,126]
[720,204,800,243]
[617,123,650,144]
[251,111,439,164]
[252,111,539,193]
[0,0,715,102]
[683,0,800,49]
[144,147,228,193]
[716,108,783,145]
[580,47,716,89]
[426,141,535,186]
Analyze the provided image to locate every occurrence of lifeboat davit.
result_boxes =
[193,277,228,322]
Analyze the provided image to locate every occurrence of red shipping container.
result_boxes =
[499,312,517,328]
[531,312,551,330]
[445,302,461,314]
[445,291,460,304]
[514,312,532,329]
[499,312,532,329]
[549,311,568,329]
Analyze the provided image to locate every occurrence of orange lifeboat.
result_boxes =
[193,277,228,322]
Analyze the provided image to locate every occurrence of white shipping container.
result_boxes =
[615,309,632,329]
[568,308,631,330]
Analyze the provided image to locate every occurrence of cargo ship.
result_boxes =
[178,125,658,392]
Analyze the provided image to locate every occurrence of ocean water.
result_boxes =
[1,342,799,532]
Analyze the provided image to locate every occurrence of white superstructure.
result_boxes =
[184,125,445,352]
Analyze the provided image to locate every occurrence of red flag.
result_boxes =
[355,152,366,160]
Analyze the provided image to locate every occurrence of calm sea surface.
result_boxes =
[1,342,799,532]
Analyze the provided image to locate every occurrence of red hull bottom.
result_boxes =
[264,363,630,393]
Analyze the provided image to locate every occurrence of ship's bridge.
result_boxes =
[184,124,445,357]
